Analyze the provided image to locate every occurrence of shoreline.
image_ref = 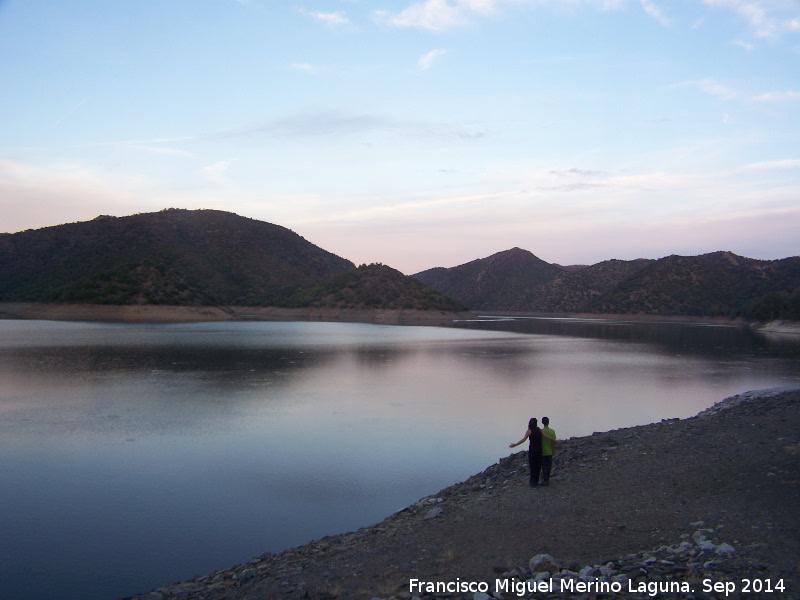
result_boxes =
[127,387,800,600]
[0,302,474,327]
[1,302,797,334]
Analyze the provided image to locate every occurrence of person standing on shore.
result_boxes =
[510,418,543,487]
[540,417,556,486]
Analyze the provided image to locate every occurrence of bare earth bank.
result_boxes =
[3,303,798,335]
[126,389,800,600]
[0,303,473,327]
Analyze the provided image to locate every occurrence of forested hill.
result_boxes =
[3,210,798,319]
[414,247,567,311]
[0,209,356,306]
[586,251,800,319]
[414,249,800,320]
[288,263,468,312]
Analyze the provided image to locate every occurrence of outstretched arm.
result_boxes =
[509,429,531,448]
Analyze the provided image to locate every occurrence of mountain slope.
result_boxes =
[413,247,566,311]
[0,209,355,306]
[415,248,800,318]
[289,263,468,311]
[588,251,800,317]
[519,258,654,312]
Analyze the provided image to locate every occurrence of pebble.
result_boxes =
[354,525,776,600]
[424,507,443,520]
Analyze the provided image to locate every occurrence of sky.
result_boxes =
[1,0,799,274]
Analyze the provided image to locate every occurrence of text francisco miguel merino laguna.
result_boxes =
[408,576,779,597]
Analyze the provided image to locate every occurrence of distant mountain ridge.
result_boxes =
[413,248,800,320]
[586,251,800,317]
[2,210,798,320]
[414,247,566,311]
[517,257,655,312]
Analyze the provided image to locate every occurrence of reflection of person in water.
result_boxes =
[509,417,543,487]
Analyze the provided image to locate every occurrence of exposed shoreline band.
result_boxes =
[1,302,798,334]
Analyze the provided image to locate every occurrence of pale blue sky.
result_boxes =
[1,0,799,273]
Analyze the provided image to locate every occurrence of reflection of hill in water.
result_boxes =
[0,344,340,389]
[456,316,800,359]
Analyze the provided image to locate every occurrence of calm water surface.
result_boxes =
[1,318,798,600]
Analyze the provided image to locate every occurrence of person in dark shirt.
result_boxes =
[510,417,543,487]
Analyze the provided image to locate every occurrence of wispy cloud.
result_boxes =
[290,62,318,74]
[549,167,607,178]
[418,48,448,70]
[373,0,799,35]
[54,97,90,127]
[79,136,198,156]
[201,160,234,184]
[77,111,484,151]
[744,158,800,170]
[753,89,800,102]
[639,0,670,26]
[731,39,755,51]
[701,0,800,39]
[673,77,739,99]
[211,110,485,142]
[293,159,800,271]
[374,0,673,31]
[673,78,800,103]
[124,144,194,157]
[299,9,350,28]
[374,0,468,31]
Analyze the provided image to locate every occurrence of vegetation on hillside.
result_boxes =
[288,263,468,312]
[518,258,654,312]
[3,210,798,320]
[743,291,800,321]
[587,252,800,318]
[415,249,800,320]
[0,209,355,306]
[414,247,566,311]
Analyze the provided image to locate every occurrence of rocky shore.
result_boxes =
[126,388,800,600]
[756,320,800,335]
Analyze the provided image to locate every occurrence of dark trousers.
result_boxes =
[528,452,542,486]
[541,455,552,483]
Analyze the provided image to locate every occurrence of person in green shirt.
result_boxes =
[510,417,543,487]
[540,417,556,486]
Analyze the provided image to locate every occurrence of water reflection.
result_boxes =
[457,315,800,358]
[0,319,798,600]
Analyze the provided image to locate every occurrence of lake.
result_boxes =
[1,317,798,600]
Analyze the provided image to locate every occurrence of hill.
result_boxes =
[413,248,566,311]
[288,263,468,312]
[0,209,355,306]
[415,249,800,319]
[518,257,655,312]
[587,251,800,318]
[3,211,798,320]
